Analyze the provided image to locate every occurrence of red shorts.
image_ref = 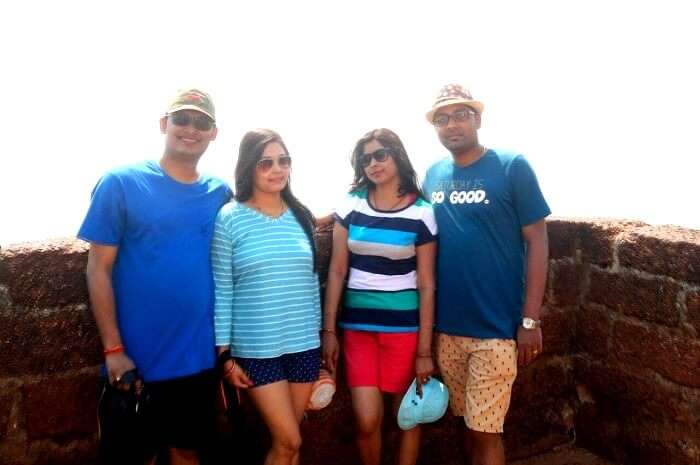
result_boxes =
[343,330,418,394]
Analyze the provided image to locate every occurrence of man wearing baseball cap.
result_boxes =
[423,84,550,465]
[79,88,231,464]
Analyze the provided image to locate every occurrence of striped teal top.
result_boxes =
[211,201,321,358]
[334,190,438,333]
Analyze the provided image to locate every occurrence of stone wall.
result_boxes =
[546,220,700,465]
[0,219,698,465]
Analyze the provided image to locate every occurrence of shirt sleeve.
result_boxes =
[333,194,357,229]
[211,207,234,347]
[508,155,551,227]
[77,173,126,246]
[416,203,439,246]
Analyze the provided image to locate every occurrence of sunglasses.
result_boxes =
[257,155,292,172]
[169,112,215,131]
[359,148,393,167]
[432,108,475,127]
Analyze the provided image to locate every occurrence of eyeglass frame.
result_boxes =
[432,107,476,128]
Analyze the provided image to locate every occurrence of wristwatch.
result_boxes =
[521,317,541,330]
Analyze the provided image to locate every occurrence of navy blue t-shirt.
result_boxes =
[78,161,231,381]
[423,149,550,340]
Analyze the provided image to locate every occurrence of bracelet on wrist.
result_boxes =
[216,349,234,377]
[103,345,124,356]
[417,354,432,358]
[320,328,336,335]
[222,360,236,376]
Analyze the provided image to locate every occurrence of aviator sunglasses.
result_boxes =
[169,112,215,131]
[359,148,393,167]
[257,155,292,172]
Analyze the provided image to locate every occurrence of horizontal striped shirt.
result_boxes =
[334,190,438,332]
[211,202,321,358]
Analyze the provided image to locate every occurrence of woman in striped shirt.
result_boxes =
[211,129,321,465]
[322,128,438,465]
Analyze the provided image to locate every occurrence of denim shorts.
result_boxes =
[235,347,321,387]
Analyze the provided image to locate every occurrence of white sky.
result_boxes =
[1,1,699,246]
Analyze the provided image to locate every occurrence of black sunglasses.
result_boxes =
[169,112,215,131]
[359,148,393,167]
[257,155,292,172]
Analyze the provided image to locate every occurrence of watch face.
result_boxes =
[523,318,536,329]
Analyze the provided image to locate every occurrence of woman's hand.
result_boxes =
[321,331,340,375]
[222,359,254,389]
[415,355,435,388]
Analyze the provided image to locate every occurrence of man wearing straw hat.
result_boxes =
[423,84,550,465]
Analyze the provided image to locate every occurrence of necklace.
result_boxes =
[249,199,287,218]
[370,191,405,211]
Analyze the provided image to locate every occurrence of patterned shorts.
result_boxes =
[235,347,321,387]
[435,333,517,433]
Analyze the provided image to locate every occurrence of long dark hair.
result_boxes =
[234,128,317,272]
[350,128,426,200]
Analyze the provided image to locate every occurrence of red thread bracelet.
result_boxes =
[103,345,124,356]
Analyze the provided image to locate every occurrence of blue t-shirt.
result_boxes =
[78,160,231,381]
[423,149,550,340]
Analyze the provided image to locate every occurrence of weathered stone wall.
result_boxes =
[0,240,99,465]
[0,219,698,465]
[546,220,700,465]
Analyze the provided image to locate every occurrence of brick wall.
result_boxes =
[0,219,698,465]
[546,220,700,465]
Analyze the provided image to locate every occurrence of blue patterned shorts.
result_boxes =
[235,347,321,387]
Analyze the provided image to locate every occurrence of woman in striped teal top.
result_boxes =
[212,129,320,465]
[322,128,437,465]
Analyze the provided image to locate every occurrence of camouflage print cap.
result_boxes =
[166,88,216,121]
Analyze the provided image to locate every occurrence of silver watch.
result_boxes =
[521,317,541,330]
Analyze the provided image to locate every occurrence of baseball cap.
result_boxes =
[397,377,449,430]
[165,88,216,121]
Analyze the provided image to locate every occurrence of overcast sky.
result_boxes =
[1,1,698,246]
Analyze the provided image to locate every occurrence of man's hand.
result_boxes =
[517,326,542,367]
[105,352,137,388]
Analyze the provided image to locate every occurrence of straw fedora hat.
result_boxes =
[426,84,484,123]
